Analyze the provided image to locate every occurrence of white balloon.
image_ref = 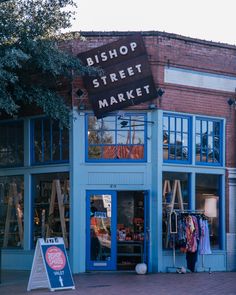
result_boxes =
[135,263,147,275]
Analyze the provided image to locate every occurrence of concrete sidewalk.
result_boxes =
[0,270,236,295]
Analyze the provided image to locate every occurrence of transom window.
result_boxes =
[163,114,190,163]
[86,113,147,161]
[196,118,222,165]
[0,120,24,168]
[31,118,69,165]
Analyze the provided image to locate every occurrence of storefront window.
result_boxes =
[196,174,220,248]
[0,121,24,168]
[163,114,190,163]
[162,172,189,249]
[0,176,24,248]
[31,118,69,165]
[32,173,70,248]
[86,113,146,161]
[196,118,222,165]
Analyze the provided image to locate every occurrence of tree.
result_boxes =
[0,0,98,127]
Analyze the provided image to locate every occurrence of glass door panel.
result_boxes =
[86,191,116,270]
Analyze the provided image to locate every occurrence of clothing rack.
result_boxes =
[167,209,212,273]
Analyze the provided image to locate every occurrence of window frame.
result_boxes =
[30,117,69,165]
[195,117,223,166]
[0,119,24,168]
[163,113,192,164]
[85,113,147,162]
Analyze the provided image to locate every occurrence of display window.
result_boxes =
[0,120,24,168]
[196,174,221,249]
[32,173,70,248]
[0,175,24,248]
[86,113,147,162]
[31,117,69,165]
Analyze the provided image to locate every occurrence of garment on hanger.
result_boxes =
[199,218,212,254]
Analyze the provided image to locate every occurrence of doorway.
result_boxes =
[86,190,149,271]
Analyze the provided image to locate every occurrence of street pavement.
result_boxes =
[0,270,236,295]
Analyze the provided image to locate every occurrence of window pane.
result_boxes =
[89,146,102,159]
[176,117,181,132]
[202,120,207,133]
[61,128,69,161]
[103,131,115,144]
[170,117,175,131]
[52,123,60,160]
[0,176,24,248]
[0,122,24,167]
[132,131,144,144]
[89,131,103,144]
[163,114,190,163]
[103,146,117,159]
[32,118,69,164]
[43,120,51,162]
[87,114,146,161]
[163,116,168,131]
[196,119,222,165]
[117,131,129,144]
[183,119,188,132]
[196,174,220,249]
[32,174,70,248]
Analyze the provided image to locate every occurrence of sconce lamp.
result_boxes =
[227,98,236,106]
[76,88,84,98]
[120,120,129,128]
[157,87,165,97]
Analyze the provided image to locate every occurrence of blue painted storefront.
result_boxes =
[0,109,227,273]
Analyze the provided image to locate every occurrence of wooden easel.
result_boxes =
[3,183,24,248]
[46,179,69,248]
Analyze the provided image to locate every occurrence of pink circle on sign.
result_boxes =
[45,246,66,270]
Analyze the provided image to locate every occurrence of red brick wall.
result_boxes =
[70,32,236,169]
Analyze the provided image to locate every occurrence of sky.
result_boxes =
[71,0,236,46]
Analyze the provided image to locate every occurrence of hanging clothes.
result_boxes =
[199,218,212,255]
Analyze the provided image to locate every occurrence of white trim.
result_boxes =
[165,67,236,92]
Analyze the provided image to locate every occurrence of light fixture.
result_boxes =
[120,120,129,128]
[157,87,165,97]
[76,88,84,98]
[149,103,157,109]
[227,98,236,106]
[79,104,85,110]
[119,117,154,128]
[228,88,236,107]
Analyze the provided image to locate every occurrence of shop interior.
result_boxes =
[117,191,145,270]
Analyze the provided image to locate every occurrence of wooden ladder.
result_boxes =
[163,179,184,247]
[3,182,24,248]
[46,179,69,248]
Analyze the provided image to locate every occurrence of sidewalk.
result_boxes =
[0,270,236,295]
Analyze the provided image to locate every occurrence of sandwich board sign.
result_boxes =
[27,237,75,292]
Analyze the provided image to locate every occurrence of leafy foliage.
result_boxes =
[0,0,96,127]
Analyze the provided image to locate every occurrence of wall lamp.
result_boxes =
[118,116,154,128]
[157,87,165,97]
[76,88,84,98]
[227,98,236,107]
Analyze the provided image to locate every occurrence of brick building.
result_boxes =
[0,31,236,273]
